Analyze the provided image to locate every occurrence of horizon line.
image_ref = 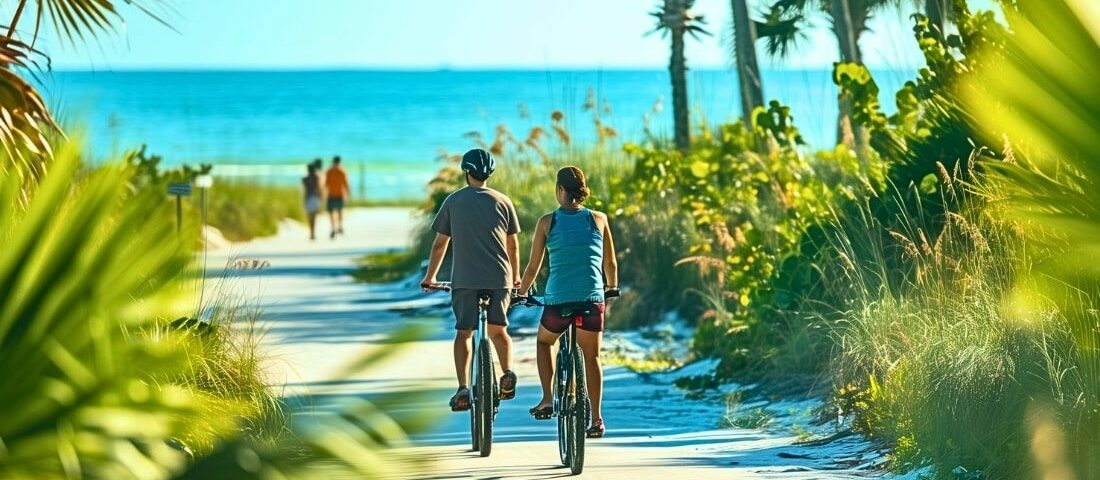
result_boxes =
[47,64,920,73]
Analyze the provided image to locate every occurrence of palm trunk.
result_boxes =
[830,0,862,148]
[670,28,690,154]
[731,0,764,125]
[925,0,949,38]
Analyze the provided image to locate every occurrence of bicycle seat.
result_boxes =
[556,302,597,318]
[477,290,493,307]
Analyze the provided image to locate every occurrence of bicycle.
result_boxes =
[424,282,498,457]
[514,288,618,475]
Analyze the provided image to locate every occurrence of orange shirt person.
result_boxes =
[324,156,350,238]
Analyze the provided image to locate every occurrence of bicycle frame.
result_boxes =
[554,305,591,475]
[423,283,497,457]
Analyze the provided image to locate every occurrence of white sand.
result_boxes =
[207,208,879,479]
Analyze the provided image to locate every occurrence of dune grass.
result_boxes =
[200,180,305,242]
[164,292,291,456]
[827,181,1099,477]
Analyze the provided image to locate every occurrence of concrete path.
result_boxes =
[207,208,880,480]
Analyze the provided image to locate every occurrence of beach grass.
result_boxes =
[164,292,291,456]
[201,180,305,242]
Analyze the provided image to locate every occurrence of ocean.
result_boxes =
[41,69,913,200]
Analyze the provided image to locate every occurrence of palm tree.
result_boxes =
[730,0,765,125]
[0,0,170,181]
[760,0,906,146]
[651,0,710,154]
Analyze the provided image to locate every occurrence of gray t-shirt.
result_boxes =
[431,186,520,289]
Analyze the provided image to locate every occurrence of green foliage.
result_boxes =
[163,297,291,457]
[617,104,866,375]
[961,0,1100,476]
[129,145,214,186]
[0,141,198,479]
[831,194,1093,478]
[0,140,435,479]
[128,147,304,242]
[354,249,423,283]
[836,5,1007,191]
[201,181,305,242]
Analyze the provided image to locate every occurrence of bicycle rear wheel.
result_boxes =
[469,337,479,451]
[477,340,494,457]
[568,347,588,475]
[555,341,572,466]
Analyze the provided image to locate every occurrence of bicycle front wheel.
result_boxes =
[477,340,494,457]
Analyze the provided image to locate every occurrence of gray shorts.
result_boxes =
[451,288,510,331]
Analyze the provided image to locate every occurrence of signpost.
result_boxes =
[167,182,192,233]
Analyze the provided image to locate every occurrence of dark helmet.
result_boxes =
[461,148,496,181]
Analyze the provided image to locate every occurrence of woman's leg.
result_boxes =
[576,329,603,424]
[307,212,317,239]
[534,325,561,409]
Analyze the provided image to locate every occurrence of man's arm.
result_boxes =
[420,233,450,288]
[506,233,521,289]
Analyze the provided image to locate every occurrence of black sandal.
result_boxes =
[499,370,517,400]
[586,418,605,438]
[529,404,553,420]
[449,387,471,412]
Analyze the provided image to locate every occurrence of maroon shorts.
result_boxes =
[541,303,605,334]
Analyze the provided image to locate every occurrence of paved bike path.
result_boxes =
[208,208,879,480]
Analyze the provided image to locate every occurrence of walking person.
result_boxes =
[421,148,521,411]
[517,166,619,438]
[325,155,350,239]
[302,163,323,241]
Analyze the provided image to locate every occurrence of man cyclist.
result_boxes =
[420,148,521,411]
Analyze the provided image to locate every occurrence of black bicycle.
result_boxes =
[515,289,618,475]
[425,282,498,457]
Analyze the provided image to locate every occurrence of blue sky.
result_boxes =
[35,0,944,70]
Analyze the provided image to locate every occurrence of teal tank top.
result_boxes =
[543,208,604,305]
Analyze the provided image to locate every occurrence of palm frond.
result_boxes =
[962,2,1100,473]
[0,138,197,479]
[649,0,710,37]
[757,10,807,58]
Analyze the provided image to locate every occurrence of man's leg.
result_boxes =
[454,329,473,387]
[328,205,337,238]
[486,324,512,372]
[486,289,514,372]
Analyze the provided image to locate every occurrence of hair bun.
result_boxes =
[556,166,590,203]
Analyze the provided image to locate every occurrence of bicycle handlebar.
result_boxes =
[421,281,452,292]
[423,282,620,301]
[512,288,620,308]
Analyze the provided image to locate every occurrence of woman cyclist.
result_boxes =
[517,166,619,438]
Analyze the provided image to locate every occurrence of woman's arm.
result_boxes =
[518,214,551,294]
[599,213,619,289]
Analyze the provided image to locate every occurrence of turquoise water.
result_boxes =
[42,69,913,200]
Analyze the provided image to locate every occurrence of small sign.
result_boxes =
[167,182,192,196]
